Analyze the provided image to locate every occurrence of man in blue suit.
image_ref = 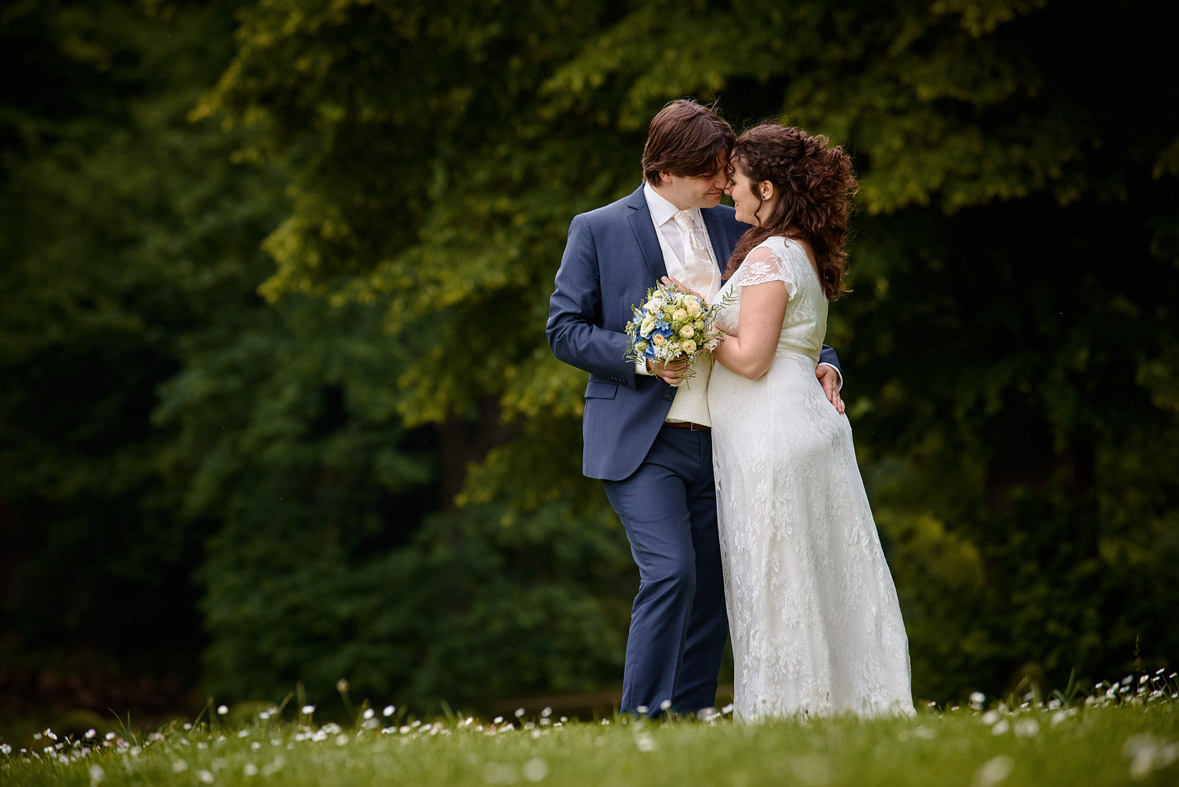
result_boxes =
[547,100,842,716]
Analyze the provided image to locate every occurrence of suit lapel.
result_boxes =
[626,187,668,283]
[702,208,733,275]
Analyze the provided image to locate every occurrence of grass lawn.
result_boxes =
[3,680,1177,786]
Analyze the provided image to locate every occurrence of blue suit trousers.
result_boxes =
[603,426,728,715]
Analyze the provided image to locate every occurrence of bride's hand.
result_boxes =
[660,276,703,301]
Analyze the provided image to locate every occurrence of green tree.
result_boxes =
[201,0,1179,704]
[0,0,286,706]
[8,0,1172,716]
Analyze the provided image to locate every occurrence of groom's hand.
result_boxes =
[649,358,690,386]
[816,365,845,414]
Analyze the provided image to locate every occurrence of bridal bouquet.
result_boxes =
[624,282,723,379]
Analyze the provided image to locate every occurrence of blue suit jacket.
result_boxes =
[547,185,840,481]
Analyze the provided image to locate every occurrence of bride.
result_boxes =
[705,124,913,718]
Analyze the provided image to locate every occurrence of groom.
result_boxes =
[547,100,842,715]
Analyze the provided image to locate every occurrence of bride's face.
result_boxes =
[725,162,764,226]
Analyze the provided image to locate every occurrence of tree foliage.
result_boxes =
[0,0,284,690]
[199,0,1178,702]
[3,0,1176,716]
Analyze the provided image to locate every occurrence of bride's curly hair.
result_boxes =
[724,125,857,300]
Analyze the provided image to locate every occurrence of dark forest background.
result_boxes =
[2,0,1176,732]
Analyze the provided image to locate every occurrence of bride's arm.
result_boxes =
[711,281,788,380]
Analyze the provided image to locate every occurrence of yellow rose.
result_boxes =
[652,333,666,346]
[682,339,697,354]
[672,308,688,322]
[680,324,695,339]
[685,299,703,316]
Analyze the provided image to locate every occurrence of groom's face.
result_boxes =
[658,152,730,210]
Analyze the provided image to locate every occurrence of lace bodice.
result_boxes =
[713,236,827,363]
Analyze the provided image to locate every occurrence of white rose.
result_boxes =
[685,299,702,316]
[680,324,695,339]
[682,339,697,354]
[672,308,688,322]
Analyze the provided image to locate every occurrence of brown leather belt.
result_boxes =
[663,421,710,431]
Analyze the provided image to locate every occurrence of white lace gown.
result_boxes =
[708,236,914,719]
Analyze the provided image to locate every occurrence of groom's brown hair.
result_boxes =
[642,99,735,185]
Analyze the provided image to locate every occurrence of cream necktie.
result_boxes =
[672,209,718,297]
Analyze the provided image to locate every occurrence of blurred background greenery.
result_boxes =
[2,0,1176,730]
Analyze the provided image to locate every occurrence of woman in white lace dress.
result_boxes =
[707,125,913,719]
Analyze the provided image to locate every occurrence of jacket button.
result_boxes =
[664,392,674,401]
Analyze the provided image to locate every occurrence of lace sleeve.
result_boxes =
[737,246,797,299]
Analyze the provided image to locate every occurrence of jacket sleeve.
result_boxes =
[546,214,639,386]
